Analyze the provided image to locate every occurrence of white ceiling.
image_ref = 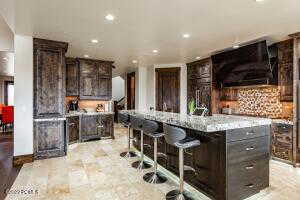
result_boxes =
[9,0,300,76]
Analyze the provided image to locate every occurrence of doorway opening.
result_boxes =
[155,67,181,113]
[127,72,136,110]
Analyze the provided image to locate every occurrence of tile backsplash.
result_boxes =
[220,86,293,119]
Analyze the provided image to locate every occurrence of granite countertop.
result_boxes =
[271,119,293,125]
[120,110,272,132]
[65,111,114,117]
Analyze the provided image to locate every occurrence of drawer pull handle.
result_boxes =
[245,165,254,170]
[246,184,254,188]
[246,147,255,151]
[68,123,75,126]
[246,131,254,135]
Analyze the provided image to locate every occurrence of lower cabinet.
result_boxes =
[80,114,114,142]
[34,120,66,160]
[100,114,115,139]
[271,123,293,161]
[81,115,99,141]
[67,116,80,144]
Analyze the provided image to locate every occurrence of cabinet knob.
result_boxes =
[246,131,254,135]
[246,184,254,188]
[245,165,254,170]
[246,146,255,151]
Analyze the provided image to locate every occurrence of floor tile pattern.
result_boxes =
[5,124,300,200]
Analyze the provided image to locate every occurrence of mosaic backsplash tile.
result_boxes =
[237,87,283,119]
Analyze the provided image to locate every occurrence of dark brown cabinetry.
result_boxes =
[80,114,114,141]
[272,123,293,161]
[187,58,212,115]
[100,114,115,139]
[133,124,270,200]
[78,58,113,100]
[33,38,68,118]
[67,116,80,144]
[33,38,68,160]
[277,39,293,101]
[66,58,79,96]
[34,120,66,160]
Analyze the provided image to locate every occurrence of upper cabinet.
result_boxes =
[66,58,79,96]
[78,58,113,100]
[187,58,212,115]
[33,38,68,118]
[277,39,294,101]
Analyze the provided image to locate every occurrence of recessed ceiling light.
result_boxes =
[183,34,190,38]
[91,39,98,43]
[255,0,264,2]
[84,55,89,58]
[152,50,158,53]
[196,56,201,60]
[132,60,138,64]
[105,14,115,21]
[233,44,240,49]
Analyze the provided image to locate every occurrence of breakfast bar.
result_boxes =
[120,110,272,200]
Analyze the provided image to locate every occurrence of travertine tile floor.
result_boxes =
[5,124,300,200]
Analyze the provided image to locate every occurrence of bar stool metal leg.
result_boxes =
[132,130,152,170]
[166,148,192,200]
[143,138,167,184]
[120,126,137,158]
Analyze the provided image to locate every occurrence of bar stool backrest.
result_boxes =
[130,115,144,131]
[143,120,159,134]
[118,113,129,125]
[163,124,186,146]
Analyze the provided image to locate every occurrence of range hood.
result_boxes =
[212,41,278,88]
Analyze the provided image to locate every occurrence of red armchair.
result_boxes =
[2,106,14,133]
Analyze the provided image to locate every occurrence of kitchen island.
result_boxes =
[120,110,272,200]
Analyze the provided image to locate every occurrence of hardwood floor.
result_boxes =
[0,133,21,200]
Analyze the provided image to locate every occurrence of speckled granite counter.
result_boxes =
[120,110,271,132]
[271,119,293,125]
[65,111,114,117]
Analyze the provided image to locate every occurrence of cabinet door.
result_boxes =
[67,116,79,143]
[66,59,79,96]
[80,115,99,141]
[34,120,66,159]
[98,77,112,100]
[196,82,211,114]
[98,62,112,76]
[79,61,98,99]
[99,115,114,139]
[34,48,65,118]
[279,62,293,101]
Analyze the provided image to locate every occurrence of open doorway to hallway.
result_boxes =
[0,51,18,200]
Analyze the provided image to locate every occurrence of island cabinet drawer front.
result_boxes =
[226,126,268,142]
[227,175,268,200]
[227,136,270,164]
[228,158,269,183]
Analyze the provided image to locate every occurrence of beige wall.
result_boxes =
[14,35,33,156]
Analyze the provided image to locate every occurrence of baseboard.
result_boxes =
[13,154,34,166]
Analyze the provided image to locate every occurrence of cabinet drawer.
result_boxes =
[228,157,269,181]
[227,136,270,164]
[227,174,268,200]
[226,126,268,142]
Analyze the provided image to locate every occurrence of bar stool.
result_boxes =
[131,116,152,170]
[142,119,168,184]
[164,124,200,200]
[119,113,137,158]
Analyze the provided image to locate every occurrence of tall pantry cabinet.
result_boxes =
[33,38,68,159]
